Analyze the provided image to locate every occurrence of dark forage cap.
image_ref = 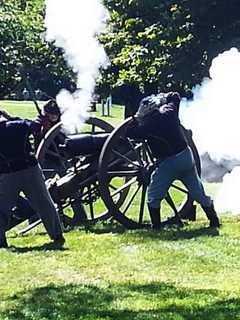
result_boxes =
[166,92,181,106]
[43,99,61,115]
[135,93,167,119]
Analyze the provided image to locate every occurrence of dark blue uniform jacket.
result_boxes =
[126,102,187,159]
[0,119,40,173]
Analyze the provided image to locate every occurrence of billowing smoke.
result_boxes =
[44,0,109,132]
[180,48,240,214]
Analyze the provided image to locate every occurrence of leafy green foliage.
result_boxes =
[102,0,195,95]
[0,0,74,99]
[102,0,240,101]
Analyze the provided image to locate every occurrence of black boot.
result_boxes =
[0,236,8,249]
[147,204,161,230]
[202,204,220,228]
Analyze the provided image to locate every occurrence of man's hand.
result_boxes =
[35,114,52,131]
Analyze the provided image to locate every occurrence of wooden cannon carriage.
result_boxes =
[8,116,200,233]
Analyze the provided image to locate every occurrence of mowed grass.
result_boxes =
[1,101,240,320]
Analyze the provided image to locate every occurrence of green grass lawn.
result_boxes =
[1,101,240,320]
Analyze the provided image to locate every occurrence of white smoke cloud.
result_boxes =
[44,0,109,132]
[214,167,240,214]
[180,47,240,214]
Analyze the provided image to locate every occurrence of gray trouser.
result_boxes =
[0,164,63,240]
[147,147,212,208]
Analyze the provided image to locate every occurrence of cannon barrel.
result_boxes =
[63,133,109,157]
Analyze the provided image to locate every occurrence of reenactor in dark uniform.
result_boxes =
[0,111,65,248]
[127,92,220,229]
[33,100,88,226]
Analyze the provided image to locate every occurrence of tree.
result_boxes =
[101,0,196,115]
[101,0,240,115]
[0,0,74,99]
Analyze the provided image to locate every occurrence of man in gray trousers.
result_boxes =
[126,92,220,230]
[0,112,65,248]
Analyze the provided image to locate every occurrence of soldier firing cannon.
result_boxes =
[9,114,200,235]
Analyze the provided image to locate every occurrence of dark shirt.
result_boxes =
[126,102,187,159]
[0,119,41,172]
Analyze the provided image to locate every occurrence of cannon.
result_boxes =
[8,116,200,233]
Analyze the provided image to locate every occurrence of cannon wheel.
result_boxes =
[36,117,130,226]
[98,118,201,229]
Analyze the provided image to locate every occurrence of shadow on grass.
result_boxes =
[8,243,68,253]
[85,219,220,241]
[135,226,220,241]
[1,282,239,320]
[7,224,219,253]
